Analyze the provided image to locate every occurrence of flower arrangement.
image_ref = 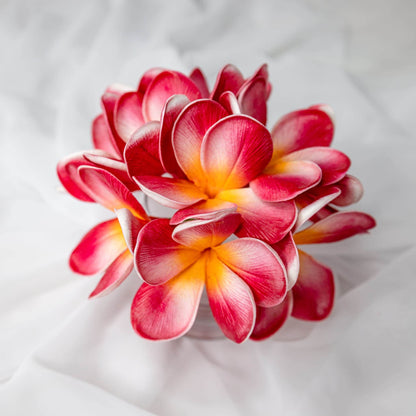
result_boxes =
[57,64,376,343]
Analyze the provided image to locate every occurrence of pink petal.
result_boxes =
[309,205,339,222]
[214,238,287,307]
[124,121,164,178]
[293,211,377,245]
[189,67,210,98]
[172,99,227,187]
[331,174,364,206]
[217,188,297,244]
[83,150,137,191]
[137,68,165,96]
[114,91,145,143]
[218,91,241,115]
[250,160,322,202]
[142,71,202,121]
[172,212,241,251]
[291,250,335,320]
[101,85,131,156]
[92,114,121,158]
[134,176,207,209]
[134,218,201,285]
[271,107,334,157]
[115,208,145,253]
[89,249,133,298]
[201,115,273,196]
[272,232,299,290]
[206,251,255,343]
[210,64,245,101]
[170,198,237,225]
[294,186,341,231]
[78,166,148,220]
[237,75,268,124]
[69,219,126,275]
[159,94,189,178]
[57,152,95,202]
[283,147,351,186]
[250,292,293,341]
[131,258,205,340]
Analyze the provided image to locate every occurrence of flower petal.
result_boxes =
[189,67,210,98]
[250,292,293,341]
[89,249,133,298]
[170,198,237,225]
[57,152,95,202]
[250,160,322,202]
[247,64,271,99]
[293,211,377,245]
[101,84,131,155]
[172,99,227,187]
[271,107,334,157]
[134,218,201,285]
[214,238,287,307]
[217,188,297,244]
[206,251,255,343]
[331,174,364,206]
[83,150,136,191]
[78,166,148,220]
[115,208,145,254]
[124,121,164,178]
[143,71,202,121]
[201,115,273,195]
[218,91,241,115]
[283,147,350,186]
[69,219,126,275]
[131,258,205,340]
[210,64,245,101]
[114,91,145,143]
[294,186,341,231]
[137,68,165,96]
[159,94,190,178]
[237,75,268,124]
[172,212,241,251]
[291,250,335,320]
[92,114,120,158]
[134,176,207,209]
[272,232,299,290]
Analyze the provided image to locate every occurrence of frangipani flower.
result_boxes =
[130,213,288,343]
[58,64,271,204]
[131,99,297,244]
[116,63,271,144]
[68,167,149,298]
[251,105,353,203]
[250,206,376,340]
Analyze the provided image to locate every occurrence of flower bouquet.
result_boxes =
[57,64,376,343]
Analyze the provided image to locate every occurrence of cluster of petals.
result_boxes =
[58,63,376,343]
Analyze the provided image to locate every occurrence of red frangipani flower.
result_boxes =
[57,64,270,204]
[68,167,149,298]
[250,204,376,341]
[130,99,297,244]
[130,213,287,343]
[250,105,353,203]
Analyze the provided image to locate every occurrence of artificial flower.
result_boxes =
[130,213,287,343]
[68,167,148,298]
[130,99,296,244]
[250,105,352,202]
[250,206,376,340]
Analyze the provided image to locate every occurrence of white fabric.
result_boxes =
[1,0,415,414]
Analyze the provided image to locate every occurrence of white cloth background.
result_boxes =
[1,0,415,414]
